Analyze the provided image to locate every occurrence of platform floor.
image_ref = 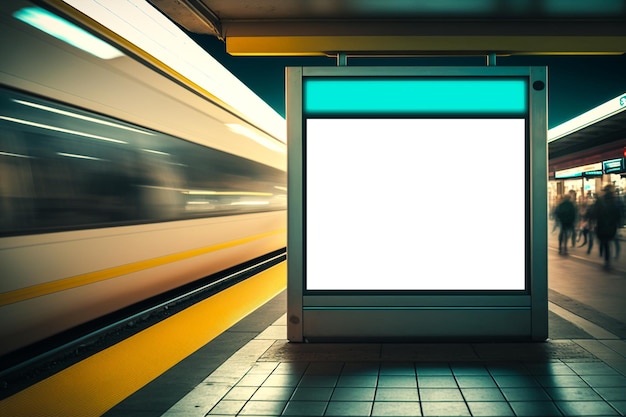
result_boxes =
[105,231,626,417]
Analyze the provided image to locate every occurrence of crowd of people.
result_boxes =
[553,184,624,270]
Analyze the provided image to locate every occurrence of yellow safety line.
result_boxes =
[0,228,285,307]
[0,261,287,417]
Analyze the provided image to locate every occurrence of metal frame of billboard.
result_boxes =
[287,66,548,342]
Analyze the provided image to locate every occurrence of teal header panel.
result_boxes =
[304,78,528,115]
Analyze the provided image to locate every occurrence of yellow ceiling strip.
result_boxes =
[226,35,626,56]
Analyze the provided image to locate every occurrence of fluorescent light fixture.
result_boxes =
[61,0,286,143]
[57,152,104,161]
[0,116,127,144]
[230,201,270,206]
[14,99,153,135]
[13,7,123,60]
[548,92,626,142]
[0,151,33,159]
[226,123,286,153]
[183,190,273,196]
[141,148,170,156]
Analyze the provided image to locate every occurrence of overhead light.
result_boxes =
[141,148,170,156]
[231,201,270,206]
[57,152,104,161]
[226,123,286,153]
[14,99,152,135]
[13,7,123,60]
[182,190,273,196]
[0,151,32,159]
[0,116,127,144]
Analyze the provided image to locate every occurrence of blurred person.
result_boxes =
[594,184,623,270]
[554,191,577,256]
[569,190,579,247]
[578,196,596,254]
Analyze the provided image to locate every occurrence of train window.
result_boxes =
[0,88,286,236]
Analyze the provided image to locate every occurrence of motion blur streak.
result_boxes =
[0,228,285,307]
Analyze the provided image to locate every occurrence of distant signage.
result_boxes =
[555,163,602,179]
[603,157,625,174]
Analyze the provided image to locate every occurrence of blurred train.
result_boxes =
[0,0,286,358]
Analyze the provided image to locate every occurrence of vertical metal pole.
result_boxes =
[337,52,348,66]
[286,67,304,342]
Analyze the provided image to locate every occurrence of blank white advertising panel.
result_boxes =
[306,118,526,291]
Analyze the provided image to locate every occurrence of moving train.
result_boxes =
[0,0,286,358]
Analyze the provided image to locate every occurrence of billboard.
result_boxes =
[287,66,548,341]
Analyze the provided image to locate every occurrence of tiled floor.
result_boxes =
[162,313,626,417]
[124,235,626,417]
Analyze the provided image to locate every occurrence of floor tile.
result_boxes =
[580,375,626,387]
[238,374,271,387]
[274,362,309,375]
[251,387,295,401]
[455,375,498,388]
[306,363,344,375]
[545,387,604,401]
[263,374,302,387]
[379,362,416,375]
[207,400,246,415]
[566,362,621,376]
[487,363,532,376]
[222,386,258,401]
[341,363,380,375]
[415,363,453,376]
[330,387,376,401]
[377,375,417,388]
[298,375,339,387]
[419,388,463,402]
[493,374,541,388]
[593,386,626,401]
[451,364,490,376]
[417,376,458,388]
[467,401,515,416]
[460,388,506,401]
[500,387,552,401]
[509,401,563,416]
[324,401,373,416]
[526,362,577,375]
[249,362,280,374]
[239,400,287,415]
[290,387,333,401]
[375,388,420,401]
[336,375,378,388]
[537,374,589,387]
[555,400,620,416]
[421,401,470,417]
[371,401,422,416]
[609,401,626,416]
[282,401,327,416]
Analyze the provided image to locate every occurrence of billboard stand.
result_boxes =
[287,66,548,342]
